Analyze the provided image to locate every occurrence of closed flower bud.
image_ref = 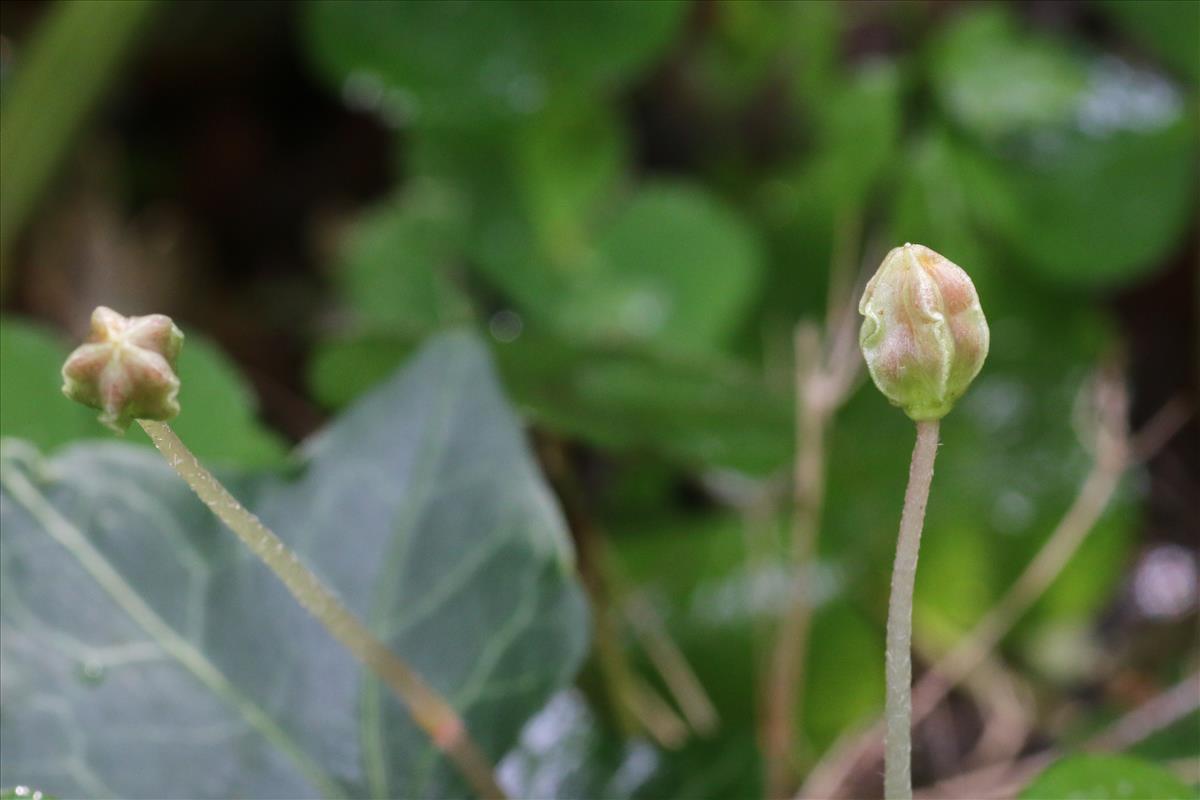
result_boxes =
[62,307,185,433]
[859,243,989,421]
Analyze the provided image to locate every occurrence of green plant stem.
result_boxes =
[884,419,940,800]
[138,420,506,800]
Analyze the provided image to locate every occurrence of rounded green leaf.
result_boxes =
[1019,754,1194,800]
[557,184,764,353]
[930,6,1198,287]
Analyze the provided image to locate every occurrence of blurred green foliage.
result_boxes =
[0,0,155,287]
[294,1,1195,794]
[1,0,1196,797]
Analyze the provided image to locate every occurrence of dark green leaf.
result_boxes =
[1099,0,1200,85]
[928,7,1198,287]
[304,0,686,127]
[310,330,793,474]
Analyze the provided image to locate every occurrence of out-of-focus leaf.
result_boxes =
[1018,754,1193,800]
[555,183,763,353]
[303,0,687,127]
[425,142,763,354]
[803,603,885,750]
[929,7,1198,287]
[0,332,589,798]
[332,183,472,332]
[966,116,1196,287]
[0,316,287,468]
[1099,0,1200,85]
[687,0,838,107]
[409,99,627,314]
[514,100,628,268]
[759,63,902,322]
[0,318,96,449]
[931,8,1088,141]
[914,515,1000,644]
[310,330,792,474]
[888,128,992,288]
[814,63,903,210]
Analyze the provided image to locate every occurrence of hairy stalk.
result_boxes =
[885,419,940,800]
[138,420,506,800]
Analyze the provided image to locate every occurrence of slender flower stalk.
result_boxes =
[884,419,939,799]
[858,244,989,799]
[62,307,506,800]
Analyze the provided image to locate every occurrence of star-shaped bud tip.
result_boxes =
[61,306,185,433]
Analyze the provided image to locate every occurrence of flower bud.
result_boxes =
[858,243,989,421]
[62,307,185,433]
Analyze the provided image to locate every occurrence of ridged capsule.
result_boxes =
[62,306,185,432]
[859,244,989,420]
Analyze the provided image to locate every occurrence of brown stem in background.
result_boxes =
[538,436,695,749]
[623,590,720,735]
[763,324,830,797]
[915,668,1200,799]
[762,219,867,798]
[1084,668,1200,752]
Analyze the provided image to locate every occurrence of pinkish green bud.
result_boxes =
[61,306,185,433]
[859,243,989,421]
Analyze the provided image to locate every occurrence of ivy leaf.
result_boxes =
[0,332,589,798]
